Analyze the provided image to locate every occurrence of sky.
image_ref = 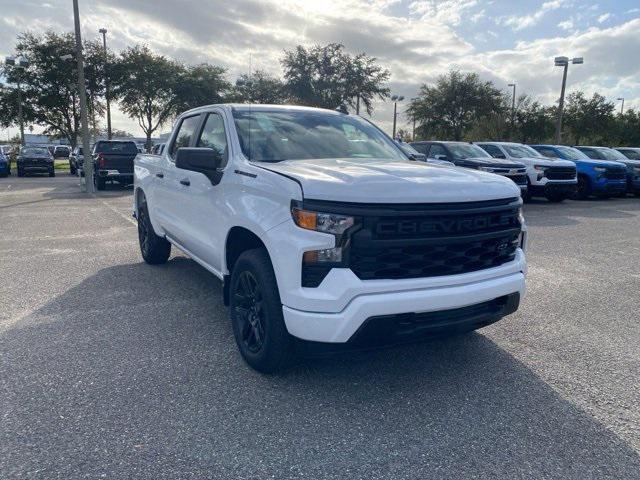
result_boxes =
[1,0,639,139]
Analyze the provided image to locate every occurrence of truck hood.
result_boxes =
[459,157,526,168]
[515,157,576,167]
[256,158,520,203]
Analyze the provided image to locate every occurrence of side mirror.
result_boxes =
[175,147,223,185]
[407,153,418,161]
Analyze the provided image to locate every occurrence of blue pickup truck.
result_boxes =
[575,146,640,197]
[530,145,627,199]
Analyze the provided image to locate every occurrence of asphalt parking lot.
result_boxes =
[1,173,640,479]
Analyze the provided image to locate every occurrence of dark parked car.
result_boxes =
[53,145,71,159]
[574,146,640,196]
[151,143,166,155]
[17,146,55,177]
[410,141,528,195]
[69,146,85,176]
[92,140,138,190]
[0,150,9,177]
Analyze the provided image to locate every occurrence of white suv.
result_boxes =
[134,105,527,372]
[475,142,577,202]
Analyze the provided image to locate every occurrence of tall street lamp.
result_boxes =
[98,28,112,139]
[72,0,94,193]
[508,83,516,139]
[391,94,404,139]
[554,56,583,144]
[617,97,625,115]
[4,55,30,146]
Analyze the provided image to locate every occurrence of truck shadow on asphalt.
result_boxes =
[3,256,640,478]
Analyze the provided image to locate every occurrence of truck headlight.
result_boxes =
[478,166,495,173]
[291,207,354,235]
[594,166,606,172]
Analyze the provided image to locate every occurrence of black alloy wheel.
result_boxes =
[233,271,266,354]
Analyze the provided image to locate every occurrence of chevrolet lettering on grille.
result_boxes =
[376,214,514,236]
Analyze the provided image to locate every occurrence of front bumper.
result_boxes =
[529,181,577,197]
[283,269,525,343]
[20,162,53,172]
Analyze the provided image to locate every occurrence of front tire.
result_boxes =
[49,169,55,177]
[574,175,591,200]
[545,193,566,203]
[137,199,171,264]
[230,248,294,373]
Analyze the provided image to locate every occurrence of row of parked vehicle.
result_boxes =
[401,141,640,202]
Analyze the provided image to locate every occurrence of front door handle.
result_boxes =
[156,172,164,178]
[179,178,190,186]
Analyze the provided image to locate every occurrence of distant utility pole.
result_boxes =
[4,56,29,146]
[99,28,112,139]
[617,97,625,115]
[554,56,583,144]
[73,0,94,193]
[391,94,404,139]
[508,83,516,139]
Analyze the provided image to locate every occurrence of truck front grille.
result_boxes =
[335,198,523,281]
[605,168,626,180]
[546,166,576,180]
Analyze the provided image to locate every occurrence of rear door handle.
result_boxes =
[155,173,164,178]
[179,178,190,186]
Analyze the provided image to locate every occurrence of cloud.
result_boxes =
[558,19,574,30]
[0,1,638,136]
[597,13,611,23]
[502,0,564,31]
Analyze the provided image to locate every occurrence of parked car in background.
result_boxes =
[0,150,10,177]
[53,145,71,159]
[411,141,528,195]
[395,140,455,166]
[135,104,527,372]
[151,143,166,155]
[475,142,576,203]
[92,140,138,190]
[16,146,55,177]
[615,147,640,160]
[573,146,639,197]
[530,145,627,199]
[69,146,85,176]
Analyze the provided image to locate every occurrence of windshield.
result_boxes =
[232,110,403,162]
[556,146,588,160]
[595,147,628,161]
[21,147,49,156]
[94,141,138,154]
[619,149,640,160]
[446,143,490,160]
[504,144,543,158]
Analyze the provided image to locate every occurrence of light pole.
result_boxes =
[72,0,94,193]
[554,56,583,144]
[99,28,112,139]
[391,95,404,139]
[617,97,625,115]
[4,56,29,146]
[508,83,516,139]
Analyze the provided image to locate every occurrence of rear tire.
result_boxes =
[95,176,106,190]
[230,248,294,373]
[70,164,77,175]
[137,199,171,265]
[17,167,24,177]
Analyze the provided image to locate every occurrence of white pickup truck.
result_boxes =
[134,104,527,372]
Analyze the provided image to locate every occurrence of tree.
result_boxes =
[234,70,286,104]
[611,109,640,146]
[281,43,389,114]
[175,63,232,111]
[111,45,182,150]
[0,32,106,147]
[513,95,554,143]
[564,92,615,145]
[407,70,505,141]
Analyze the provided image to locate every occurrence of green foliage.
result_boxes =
[111,45,182,149]
[234,70,287,104]
[513,95,555,144]
[175,64,232,111]
[408,70,505,141]
[0,31,106,146]
[281,43,390,114]
[563,92,615,145]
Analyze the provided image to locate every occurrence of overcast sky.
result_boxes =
[1,0,639,139]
